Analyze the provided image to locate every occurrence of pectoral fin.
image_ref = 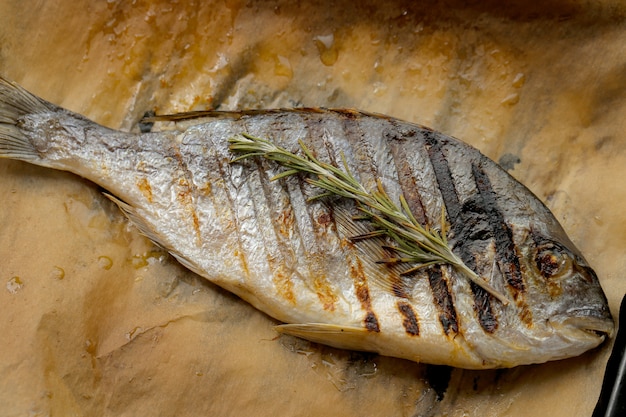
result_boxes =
[275,323,381,353]
[333,207,413,297]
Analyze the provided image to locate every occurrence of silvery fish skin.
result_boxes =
[0,77,614,369]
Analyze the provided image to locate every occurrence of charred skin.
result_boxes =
[0,77,614,368]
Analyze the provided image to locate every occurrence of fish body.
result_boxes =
[0,77,614,369]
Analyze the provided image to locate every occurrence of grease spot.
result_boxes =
[98,256,114,270]
[512,72,526,88]
[125,326,144,341]
[314,34,338,66]
[50,266,65,280]
[501,93,519,106]
[6,276,23,294]
[274,55,293,79]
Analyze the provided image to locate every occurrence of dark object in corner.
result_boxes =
[593,294,626,417]
[425,364,453,401]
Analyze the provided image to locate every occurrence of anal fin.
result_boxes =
[104,194,166,246]
[276,323,380,353]
[104,193,207,277]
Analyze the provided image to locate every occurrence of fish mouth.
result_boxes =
[550,311,615,343]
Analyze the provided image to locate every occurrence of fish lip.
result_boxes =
[550,310,615,341]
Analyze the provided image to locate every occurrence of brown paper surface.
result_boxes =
[1,1,625,416]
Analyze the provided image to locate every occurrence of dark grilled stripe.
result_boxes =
[472,163,524,292]
[340,113,380,187]
[364,312,380,332]
[428,265,459,335]
[423,133,476,269]
[425,133,498,333]
[397,301,420,336]
[471,282,498,332]
[350,256,381,332]
[423,135,465,335]
[336,114,389,329]
[387,122,428,225]
[424,132,462,220]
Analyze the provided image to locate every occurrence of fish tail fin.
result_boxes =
[0,76,54,161]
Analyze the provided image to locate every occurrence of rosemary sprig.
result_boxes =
[228,133,509,305]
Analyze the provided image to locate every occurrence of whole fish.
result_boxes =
[0,77,613,369]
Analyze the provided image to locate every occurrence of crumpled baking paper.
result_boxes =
[1,1,625,416]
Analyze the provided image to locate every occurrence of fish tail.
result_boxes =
[0,76,53,161]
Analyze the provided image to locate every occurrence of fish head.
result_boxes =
[475,220,615,367]
[523,225,613,335]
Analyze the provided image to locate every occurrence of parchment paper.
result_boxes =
[1,1,625,416]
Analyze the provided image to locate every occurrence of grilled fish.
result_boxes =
[0,77,614,369]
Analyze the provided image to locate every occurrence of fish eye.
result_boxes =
[534,243,572,279]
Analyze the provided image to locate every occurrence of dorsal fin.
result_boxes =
[142,110,257,123]
[141,108,367,124]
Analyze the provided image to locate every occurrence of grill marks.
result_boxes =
[340,113,380,191]
[424,133,463,221]
[335,115,383,332]
[471,163,530,326]
[387,125,428,226]
[424,131,530,333]
[428,265,459,335]
[350,256,381,332]
[425,133,499,333]
[471,282,498,332]
[423,134,479,333]
[212,142,251,278]
[397,301,420,336]
[255,161,298,305]
[249,114,341,310]
[297,115,350,312]
[387,128,457,336]
[169,140,203,244]
[234,112,528,339]
[472,164,524,292]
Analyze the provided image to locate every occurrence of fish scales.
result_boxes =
[0,77,614,369]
